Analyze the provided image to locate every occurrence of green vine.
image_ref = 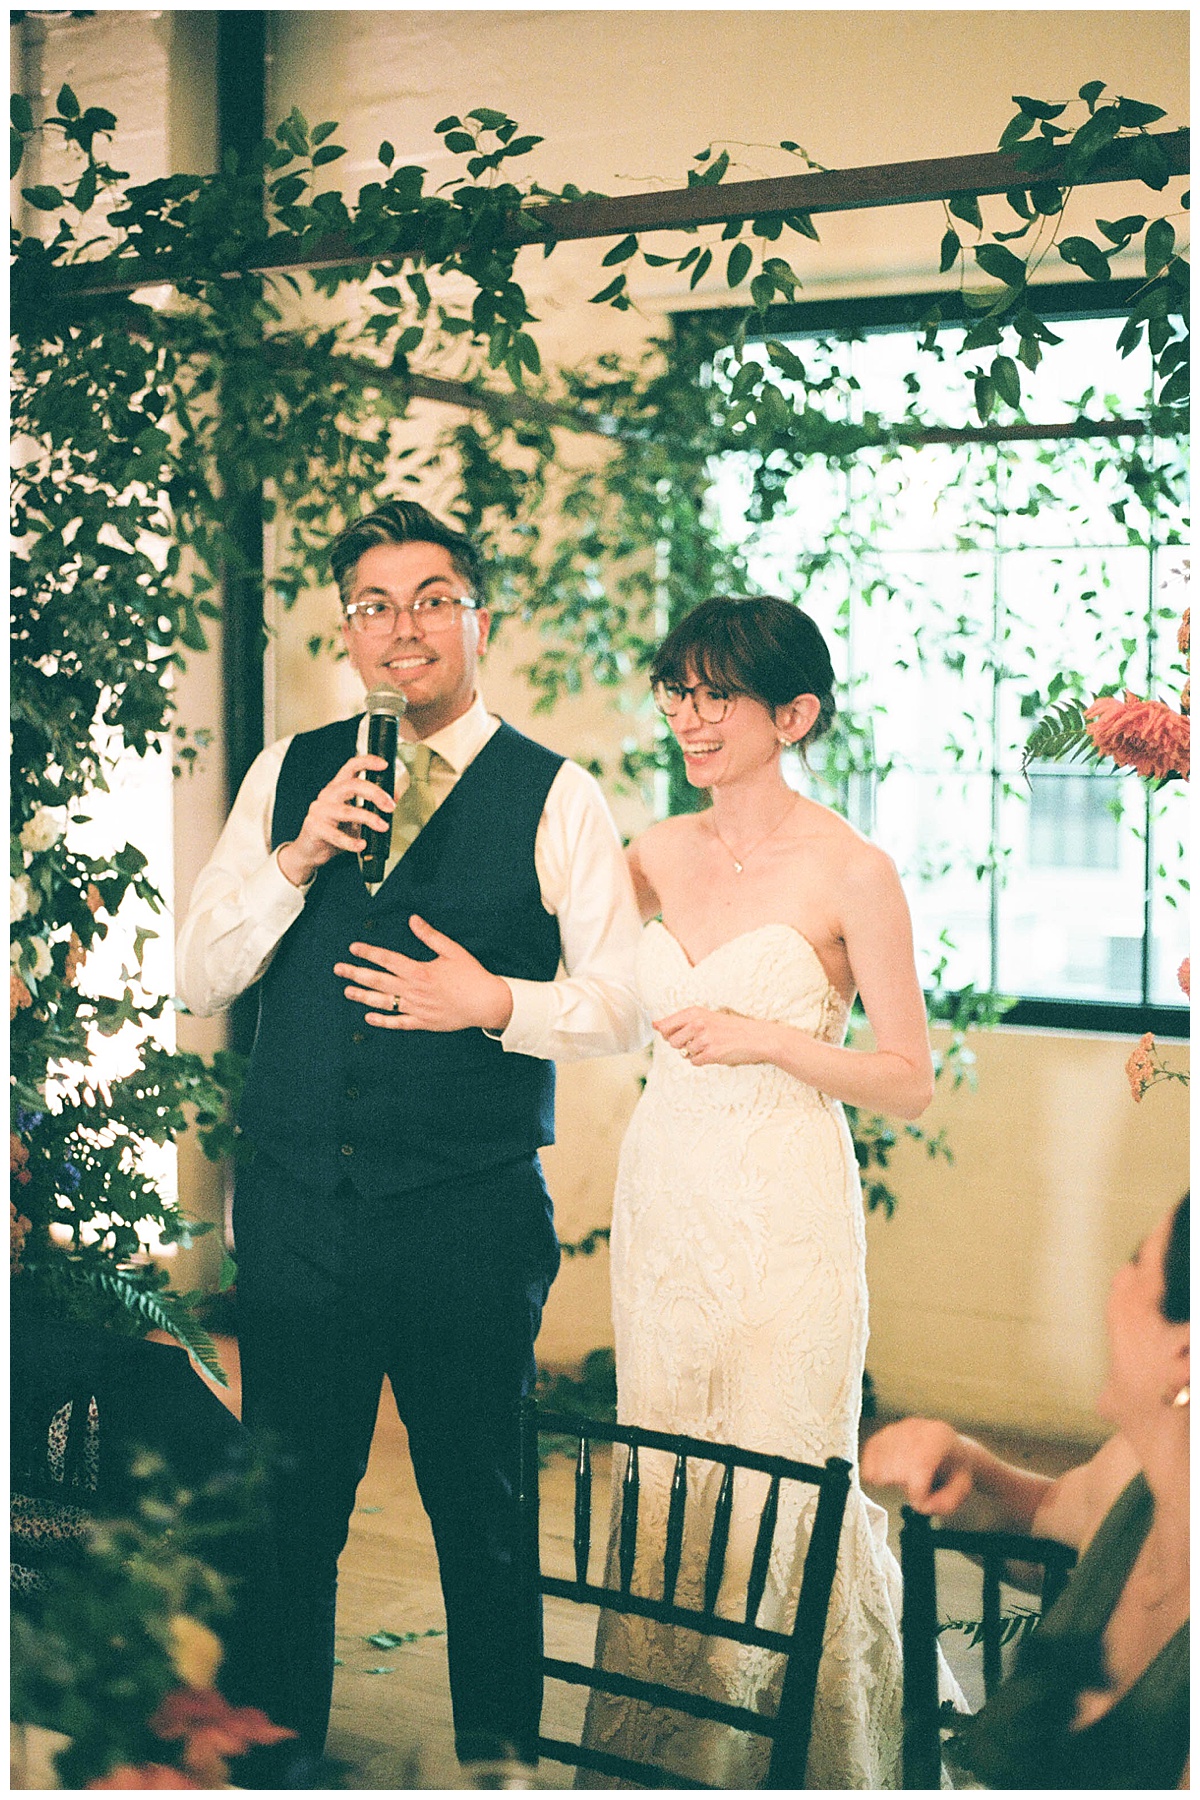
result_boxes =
[9,79,1188,1348]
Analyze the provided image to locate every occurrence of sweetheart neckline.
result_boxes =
[648,918,849,1009]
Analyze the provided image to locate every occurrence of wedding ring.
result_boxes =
[391,995,402,1013]
[680,1044,691,1058]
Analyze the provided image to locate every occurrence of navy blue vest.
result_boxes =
[237,717,564,1199]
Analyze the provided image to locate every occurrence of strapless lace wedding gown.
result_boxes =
[581,920,904,1789]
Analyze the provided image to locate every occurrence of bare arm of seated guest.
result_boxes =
[862,1417,1141,1552]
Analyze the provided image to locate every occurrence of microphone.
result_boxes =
[358,686,408,882]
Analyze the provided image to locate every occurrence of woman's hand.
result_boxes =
[277,752,394,888]
[334,914,514,1033]
[860,1418,976,1516]
[653,1006,780,1067]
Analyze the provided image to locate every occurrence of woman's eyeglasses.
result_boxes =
[343,592,478,636]
[652,680,735,725]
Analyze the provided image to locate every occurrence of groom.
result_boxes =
[177,500,644,1769]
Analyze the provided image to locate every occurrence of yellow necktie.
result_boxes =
[389,742,440,859]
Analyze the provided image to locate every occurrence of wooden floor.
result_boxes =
[204,1338,1087,1790]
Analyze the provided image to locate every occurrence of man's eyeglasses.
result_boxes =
[343,592,478,636]
[652,679,736,725]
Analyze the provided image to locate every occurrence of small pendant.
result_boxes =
[732,859,744,874]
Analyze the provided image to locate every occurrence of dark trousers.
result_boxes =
[232,1152,559,1764]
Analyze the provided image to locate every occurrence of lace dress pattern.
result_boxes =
[581,921,904,1789]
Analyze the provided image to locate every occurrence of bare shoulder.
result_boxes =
[798,800,901,893]
[1033,1433,1142,1551]
[631,813,706,874]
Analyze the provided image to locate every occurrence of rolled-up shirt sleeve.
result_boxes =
[500,760,650,1062]
[175,738,309,1017]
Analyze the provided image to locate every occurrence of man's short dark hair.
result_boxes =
[328,501,485,607]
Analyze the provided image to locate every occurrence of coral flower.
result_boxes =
[1179,608,1190,660]
[1125,1033,1158,1103]
[1181,679,1190,719]
[1085,691,1190,782]
[87,1767,203,1789]
[11,971,33,1020]
[64,930,86,983]
[86,883,104,915]
[151,1688,295,1785]
[1179,958,1190,1000]
[11,1200,32,1273]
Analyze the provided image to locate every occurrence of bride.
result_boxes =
[581,595,934,1789]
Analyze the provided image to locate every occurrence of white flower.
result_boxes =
[19,808,66,855]
[10,942,22,966]
[10,875,39,922]
[29,938,52,981]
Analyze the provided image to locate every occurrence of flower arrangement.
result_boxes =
[1026,603,1190,1102]
[11,1451,292,1789]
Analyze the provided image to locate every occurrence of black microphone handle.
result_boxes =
[359,710,399,882]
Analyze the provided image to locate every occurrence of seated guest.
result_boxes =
[862,1196,1189,1791]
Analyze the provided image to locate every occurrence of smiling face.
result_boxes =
[340,540,491,737]
[1096,1208,1190,1427]
[666,668,820,790]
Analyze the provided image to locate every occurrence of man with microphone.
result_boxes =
[176,500,645,1775]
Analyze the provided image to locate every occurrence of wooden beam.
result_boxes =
[45,130,1188,300]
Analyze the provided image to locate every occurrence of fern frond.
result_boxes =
[1021,699,1104,777]
[78,1266,228,1387]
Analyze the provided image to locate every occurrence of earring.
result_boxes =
[1172,1384,1190,1408]
[777,735,791,747]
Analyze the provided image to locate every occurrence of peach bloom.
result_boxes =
[86,883,104,915]
[11,971,33,1020]
[1179,958,1190,999]
[1125,1033,1158,1103]
[64,930,85,983]
[1085,691,1190,782]
[11,1200,32,1273]
[87,1766,202,1789]
[1181,679,1190,719]
[1179,608,1190,661]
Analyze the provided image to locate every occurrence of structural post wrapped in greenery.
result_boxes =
[10,80,1188,1361]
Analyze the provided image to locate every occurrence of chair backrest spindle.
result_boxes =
[701,1462,735,1615]
[744,1473,780,1626]
[662,1452,688,1606]
[573,1435,593,1587]
[618,1442,640,1594]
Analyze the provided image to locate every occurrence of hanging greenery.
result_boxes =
[9,79,1188,1356]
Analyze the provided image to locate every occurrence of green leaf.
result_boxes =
[443,131,476,154]
[998,112,1036,151]
[1115,97,1167,128]
[10,93,33,133]
[726,242,753,287]
[784,211,820,241]
[1005,187,1034,220]
[601,233,638,266]
[1144,217,1176,278]
[1097,214,1147,243]
[73,163,97,213]
[1058,235,1112,281]
[589,274,627,305]
[1159,365,1189,407]
[311,119,339,144]
[1079,80,1106,108]
[1125,132,1172,190]
[1028,183,1063,215]
[939,228,961,273]
[948,193,983,232]
[371,285,404,307]
[751,213,783,239]
[973,373,996,423]
[394,326,423,354]
[765,339,807,381]
[312,144,346,167]
[961,319,1003,352]
[993,222,1033,243]
[219,1251,238,1293]
[688,247,713,289]
[1013,94,1067,120]
[468,107,509,130]
[379,140,395,167]
[503,135,543,157]
[515,331,541,373]
[56,83,80,119]
[750,272,774,312]
[21,184,64,211]
[10,124,23,178]
[975,242,1027,286]
[990,353,1021,409]
[434,115,462,132]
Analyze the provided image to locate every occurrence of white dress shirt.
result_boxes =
[175,694,649,1062]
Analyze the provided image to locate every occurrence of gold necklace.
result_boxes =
[709,795,798,874]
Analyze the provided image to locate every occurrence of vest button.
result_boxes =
[340,1143,355,1157]
[351,1031,366,1045]
[345,1085,359,1101]
[363,916,377,929]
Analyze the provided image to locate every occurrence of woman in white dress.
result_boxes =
[582,596,935,1789]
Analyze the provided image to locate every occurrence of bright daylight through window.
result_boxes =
[709,314,1189,1026]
